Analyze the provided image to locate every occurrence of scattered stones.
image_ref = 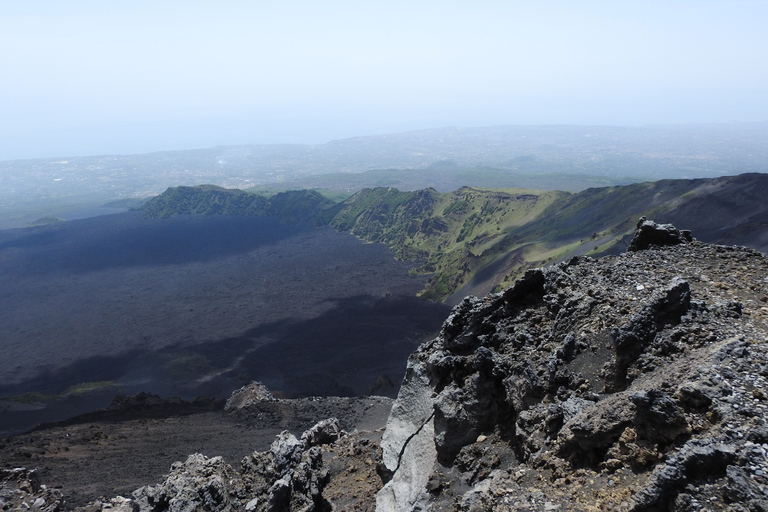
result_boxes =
[0,468,62,512]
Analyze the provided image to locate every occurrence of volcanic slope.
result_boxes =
[5,223,768,511]
[0,210,449,436]
[376,226,768,511]
[328,173,768,302]
[141,172,768,302]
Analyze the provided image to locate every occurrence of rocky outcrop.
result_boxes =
[1,393,394,511]
[70,418,345,512]
[0,468,63,512]
[8,220,768,511]
[627,216,693,252]
[225,381,275,411]
[238,427,333,512]
[376,361,437,511]
[131,454,242,512]
[377,223,768,511]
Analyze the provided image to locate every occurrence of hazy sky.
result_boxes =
[2,0,767,160]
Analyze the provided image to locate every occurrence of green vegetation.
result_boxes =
[325,185,573,299]
[31,216,64,225]
[329,187,437,258]
[248,186,353,203]
[2,381,119,405]
[138,177,714,302]
[141,185,336,226]
[263,189,338,225]
[141,185,269,218]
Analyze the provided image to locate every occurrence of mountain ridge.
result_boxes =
[140,172,768,302]
[4,121,767,229]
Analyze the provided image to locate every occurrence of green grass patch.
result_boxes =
[63,381,119,396]
[3,380,120,405]
[135,176,711,302]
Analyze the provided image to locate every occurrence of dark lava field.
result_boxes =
[0,211,450,436]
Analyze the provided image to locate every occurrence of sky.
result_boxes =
[1,0,767,160]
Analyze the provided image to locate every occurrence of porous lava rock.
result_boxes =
[68,419,345,512]
[0,468,63,512]
[377,225,768,511]
[627,216,694,252]
[225,381,275,411]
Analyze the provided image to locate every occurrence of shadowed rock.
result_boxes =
[627,216,693,252]
[225,381,275,411]
[375,241,768,511]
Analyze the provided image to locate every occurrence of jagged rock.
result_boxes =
[131,453,243,512]
[225,381,275,411]
[627,217,693,251]
[13,236,768,512]
[557,393,635,463]
[0,468,63,512]
[300,418,343,447]
[376,240,768,511]
[561,395,593,422]
[238,423,333,512]
[629,389,689,443]
[610,276,691,390]
[70,418,343,512]
[631,439,737,510]
[75,496,139,512]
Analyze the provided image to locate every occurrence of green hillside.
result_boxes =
[327,186,570,299]
[140,185,268,218]
[140,173,768,302]
[141,185,335,226]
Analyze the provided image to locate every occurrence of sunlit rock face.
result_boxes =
[377,223,768,511]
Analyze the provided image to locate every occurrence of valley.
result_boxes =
[138,172,768,303]
[0,212,449,437]
[3,171,767,439]
[1,162,768,510]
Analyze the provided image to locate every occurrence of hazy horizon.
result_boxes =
[3,1,767,161]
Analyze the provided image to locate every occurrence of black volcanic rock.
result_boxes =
[0,212,447,437]
[377,238,768,511]
[6,235,768,511]
[627,216,693,251]
[0,468,63,512]
[121,418,344,512]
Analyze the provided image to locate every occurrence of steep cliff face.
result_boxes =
[378,224,768,511]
